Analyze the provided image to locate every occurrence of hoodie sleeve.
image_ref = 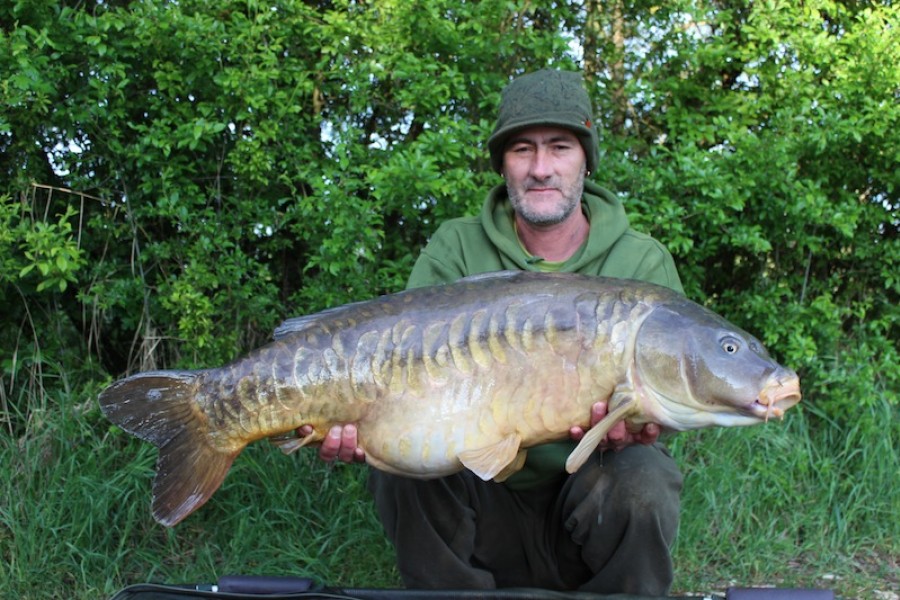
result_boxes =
[405,194,519,290]
[405,219,487,289]
[603,229,685,294]
[406,245,467,289]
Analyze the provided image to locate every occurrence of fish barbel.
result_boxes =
[99,271,801,526]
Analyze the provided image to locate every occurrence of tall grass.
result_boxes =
[0,364,400,599]
[1,358,897,599]
[669,400,899,596]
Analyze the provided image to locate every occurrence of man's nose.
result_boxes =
[529,148,553,179]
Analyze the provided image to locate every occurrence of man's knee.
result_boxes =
[562,443,682,539]
[601,443,683,508]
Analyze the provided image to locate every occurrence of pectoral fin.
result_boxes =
[493,449,528,483]
[268,430,319,455]
[459,434,523,481]
[565,398,638,474]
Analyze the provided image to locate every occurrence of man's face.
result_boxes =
[502,126,587,227]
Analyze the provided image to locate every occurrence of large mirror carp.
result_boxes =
[99,271,801,527]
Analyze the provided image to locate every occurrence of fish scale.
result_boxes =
[99,270,801,527]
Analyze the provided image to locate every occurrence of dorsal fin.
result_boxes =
[273,302,369,340]
[273,272,530,341]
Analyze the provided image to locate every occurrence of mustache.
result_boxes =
[523,178,560,190]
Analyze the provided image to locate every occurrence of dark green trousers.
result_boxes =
[368,443,682,595]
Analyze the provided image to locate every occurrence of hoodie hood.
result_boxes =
[480,179,630,272]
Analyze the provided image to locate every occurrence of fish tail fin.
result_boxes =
[151,422,236,527]
[99,371,237,527]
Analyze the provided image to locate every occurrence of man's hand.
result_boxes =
[568,401,660,452]
[297,424,366,463]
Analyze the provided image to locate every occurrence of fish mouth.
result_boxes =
[749,374,802,421]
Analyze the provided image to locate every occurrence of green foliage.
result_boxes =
[1,0,897,597]
[16,205,84,293]
[1,191,85,293]
[2,0,574,374]
[596,0,899,430]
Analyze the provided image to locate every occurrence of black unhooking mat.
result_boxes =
[108,575,835,600]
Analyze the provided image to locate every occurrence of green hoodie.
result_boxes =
[406,179,684,489]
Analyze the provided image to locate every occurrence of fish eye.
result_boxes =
[720,337,741,354]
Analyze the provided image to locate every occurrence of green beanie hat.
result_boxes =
[488,69,598,175]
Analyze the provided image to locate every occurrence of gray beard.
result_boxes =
[506,170,585,226]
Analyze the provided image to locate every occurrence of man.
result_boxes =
[315,69,684,595]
